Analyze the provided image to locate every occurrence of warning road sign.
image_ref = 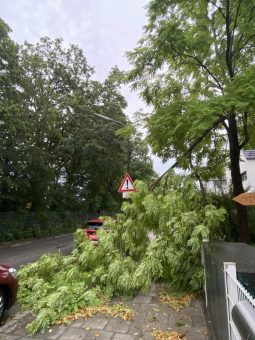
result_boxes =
[118,173,136,193]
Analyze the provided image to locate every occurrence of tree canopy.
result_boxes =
[0,19,156,213]
[127,0,255,242]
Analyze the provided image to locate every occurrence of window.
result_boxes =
[241,171,247,181]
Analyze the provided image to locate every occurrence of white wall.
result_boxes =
[240,151,255,191]
[205,150,255,193]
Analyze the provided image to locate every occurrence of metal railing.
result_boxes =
[224,262,255,340]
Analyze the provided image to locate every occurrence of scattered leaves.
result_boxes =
[159,293,196,312]
[59,304,135,324]
[151,330,187,340]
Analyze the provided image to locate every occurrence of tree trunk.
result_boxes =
[228,115,250,243]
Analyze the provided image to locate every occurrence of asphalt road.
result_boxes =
[0,233,74,269]
[0,233,74,325]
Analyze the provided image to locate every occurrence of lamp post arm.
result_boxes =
[94,113,125,127]
[94,112,131,172]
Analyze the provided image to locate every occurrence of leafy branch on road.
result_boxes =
[18,174,226,334]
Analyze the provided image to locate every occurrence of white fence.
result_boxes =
[224,262,255,340]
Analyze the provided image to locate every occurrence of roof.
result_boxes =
[243,150,255,160]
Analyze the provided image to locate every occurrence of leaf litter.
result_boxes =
[159,292,196,312]
[58,303,135,324]
[151,330,187,340]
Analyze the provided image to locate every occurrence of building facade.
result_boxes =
[205,150,255,193]
[240,150,255,191]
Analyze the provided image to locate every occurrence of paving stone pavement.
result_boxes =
[0,284,209,340]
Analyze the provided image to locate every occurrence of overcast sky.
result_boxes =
[1,0,172,175]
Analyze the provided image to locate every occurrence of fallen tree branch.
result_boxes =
[150,115,226,190]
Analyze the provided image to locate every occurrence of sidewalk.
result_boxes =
[0,284,209,340]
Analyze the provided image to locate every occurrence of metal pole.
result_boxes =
[94,113,125,127]
[224,262,239,340]
[94,113,131,172]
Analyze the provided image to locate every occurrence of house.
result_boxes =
[240,150,255,191]
[205,150,255,193]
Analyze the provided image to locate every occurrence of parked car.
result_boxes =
[84,218,105,245]
[0,264,18,320]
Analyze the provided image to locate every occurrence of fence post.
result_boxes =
[201,239,209,307]
[224,262,240,340]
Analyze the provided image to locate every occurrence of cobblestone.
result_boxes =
[0,284,209,339]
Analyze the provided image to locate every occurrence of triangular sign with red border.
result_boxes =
[118,173,136,192]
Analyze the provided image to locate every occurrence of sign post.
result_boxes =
[232,193,255,206]
[118,173,136,198]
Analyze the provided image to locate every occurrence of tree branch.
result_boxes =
[189,153,207,203]
[211,12,220,59]
[150,115,226,190]
[233,0,242,35]
[222,120,229,132]
[211,12,226,81]
[209,1,226,19]
[168,43,224,91]
[233,6,255,57]
[225,0,234,79]
[239,112,249,150]
[233,34,255,57]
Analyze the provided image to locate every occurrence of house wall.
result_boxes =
[205,150,255,193]
[205,179,229,194]
[240,152,255,191]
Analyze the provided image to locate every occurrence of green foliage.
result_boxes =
[208,191,255,242]
[0,211,79,242]
[0,19,156,215]
[18,174,226,334]
[127,0,255,241]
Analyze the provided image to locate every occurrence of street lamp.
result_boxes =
[93,113,131,172]
[94,113,125,127]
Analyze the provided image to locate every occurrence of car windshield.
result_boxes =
[86,221,104,230]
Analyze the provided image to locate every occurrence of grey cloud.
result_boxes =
[1,0,147,79]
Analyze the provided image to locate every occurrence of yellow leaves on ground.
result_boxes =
[151,330,187,340]
[59,303,135,324]
[159,292,196,312]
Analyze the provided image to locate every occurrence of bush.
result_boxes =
[208,192,255,242]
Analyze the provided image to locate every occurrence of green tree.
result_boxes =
[0,19,28,211]
[128,132,157,182]
[128,0,255,242]
[0,25,155,214]
[18,37,95,210]
[19,39,132,211]
[116,124,157,183]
